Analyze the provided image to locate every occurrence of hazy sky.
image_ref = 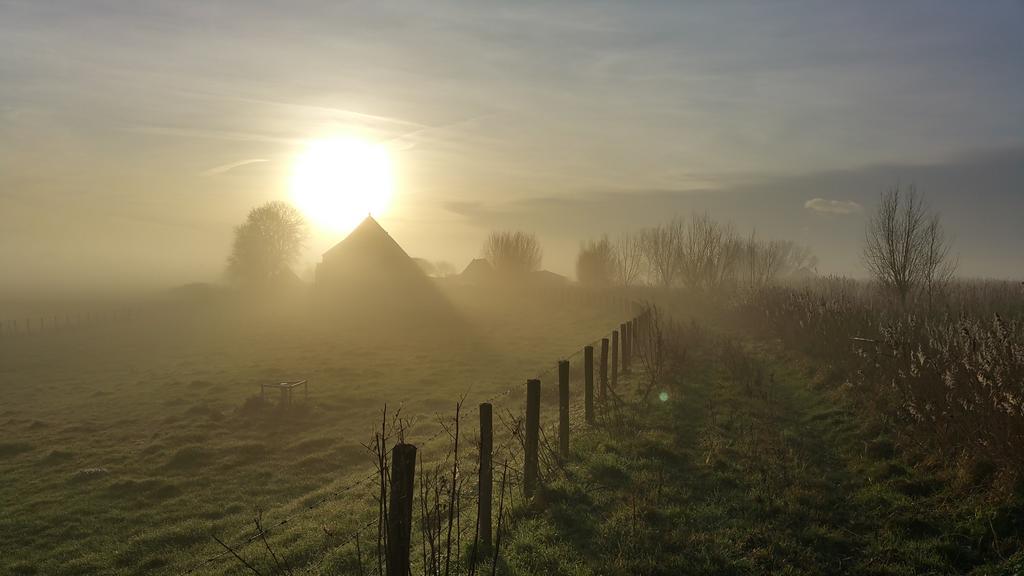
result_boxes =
[2,0,1022,294]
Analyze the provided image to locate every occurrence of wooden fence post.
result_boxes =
[599,338,609,402]
[628,320,635,367]
[558,360,569,459]
[584,346,594,425]
[626,315,634,352]
[479,403,493,549]
[387,443,417,576]
[524,379,540,497]
[620,322,630,373]
[611,330,619,390]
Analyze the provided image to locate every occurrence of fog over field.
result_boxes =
[2,2,1024,575]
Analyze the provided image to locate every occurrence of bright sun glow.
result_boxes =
[290,136,394,234]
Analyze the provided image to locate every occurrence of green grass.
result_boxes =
[500,337,1024,575]
[0,286,624,575]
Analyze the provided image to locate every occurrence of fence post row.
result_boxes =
[599,338,609,402]
[584,346,594,425]
[524,379,541,497]
[479,403,493,549]
[386,443,417,576]
[611,330,619,390]
[558,360,570,460]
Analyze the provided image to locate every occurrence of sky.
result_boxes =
[1,0,1023,295]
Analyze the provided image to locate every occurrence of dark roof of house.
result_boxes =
[322,215,410,262]
[461,258,492,276]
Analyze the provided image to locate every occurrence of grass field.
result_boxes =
[500,326,1024,575]
[0,284,625,575]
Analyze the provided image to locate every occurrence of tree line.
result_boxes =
[575,212,818,294]
[221,183,956,308]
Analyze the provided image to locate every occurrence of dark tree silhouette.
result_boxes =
[482,231,542,276]
[227,201,308,286]
[863,184,955,306]
[576,236,615,286]
[612,232,644,288]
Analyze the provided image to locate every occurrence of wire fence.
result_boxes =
[0,308,134,338]
[177,292,648,575]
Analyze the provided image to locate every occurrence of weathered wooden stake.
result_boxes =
[620,322,628,373]
[387,443,417,576]
[599,338,609,402]
[611,330,619,390]
[627,318,634,356]
[626,321,633,372]
[558,360,569,459]
[478,403,493,548]
[584,346,594,425]
[524,379,541,497]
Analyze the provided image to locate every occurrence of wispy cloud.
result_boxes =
[804,198,863,215]
[200,158,269,176]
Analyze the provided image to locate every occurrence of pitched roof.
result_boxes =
[461,258,492,276]
[322,215,410,262]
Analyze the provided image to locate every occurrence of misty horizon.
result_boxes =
[4,3,1024,575]
[3,1,1023,296]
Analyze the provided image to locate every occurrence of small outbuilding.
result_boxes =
[459,258,494,284]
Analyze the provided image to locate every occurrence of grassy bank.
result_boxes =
[500,332,1024,575]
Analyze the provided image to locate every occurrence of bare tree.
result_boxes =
[612,232,645,288]
[576,236,615,287]
[676,213,741,292]
[640,218,684,288]
[482,231,542,275]
[863,183,954,306]
[227,201,308,286]
[921,213,956,310]
[739,234,792,293]
[785,243,818,277]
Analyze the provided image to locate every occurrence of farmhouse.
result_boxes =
[314,215,451,315]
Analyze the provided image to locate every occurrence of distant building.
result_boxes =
[314,216,452,316]
[530,269,568,286]
[459,258,494,284]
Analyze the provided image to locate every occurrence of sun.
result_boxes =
[290,136,394,234]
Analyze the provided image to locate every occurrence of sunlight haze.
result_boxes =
[1,0,1022,293]
[4,3,1024,575]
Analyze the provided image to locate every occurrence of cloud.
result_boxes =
[804,198,863,215]
[201,158,269,176]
